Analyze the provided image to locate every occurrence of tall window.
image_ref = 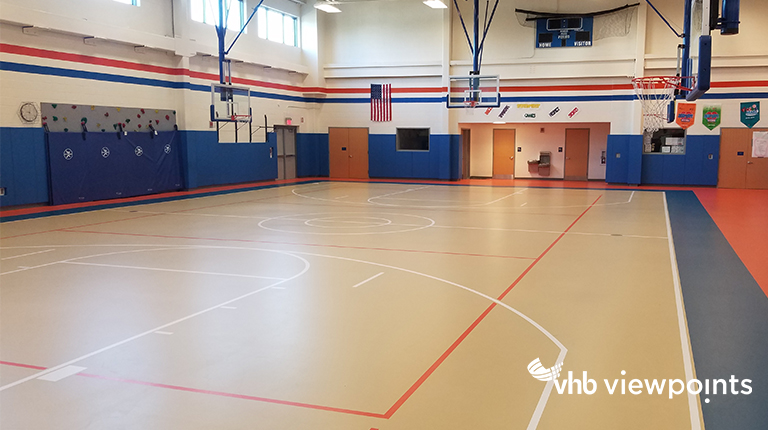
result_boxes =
[114,0,140,5]
[257,7,298,47]
[191,0,245,31]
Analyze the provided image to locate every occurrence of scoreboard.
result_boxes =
[536,17,593,48]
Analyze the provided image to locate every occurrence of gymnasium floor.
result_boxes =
[1,180,766,430]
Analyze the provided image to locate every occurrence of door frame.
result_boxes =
[328,127,369,179]
[492,128,516,179]
[461,128,471,179]
[564,128,591,181]
[274,125,298,180]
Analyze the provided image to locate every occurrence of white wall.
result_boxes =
[1,0,766,157]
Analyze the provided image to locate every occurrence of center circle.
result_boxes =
[304,216,392,229]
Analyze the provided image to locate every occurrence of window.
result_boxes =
[114,0,140,5]
[191,0,245,32]
[257,7,298,46]
[397,128,430,151]
[643,128,686,154]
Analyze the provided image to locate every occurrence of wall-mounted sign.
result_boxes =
[741,102,760,128]
[676,103,696,129]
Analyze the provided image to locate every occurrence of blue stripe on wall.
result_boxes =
[3,61,765,104]
[666,191,768,430]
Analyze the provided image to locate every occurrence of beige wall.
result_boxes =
[461,122,610,180]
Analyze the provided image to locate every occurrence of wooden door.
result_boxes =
[348,128,369,179]
[329,128,350,178]
[718,129,750,188]
[565,129,590,180]
[746,129,768,189]
[492,129,516,178]
[462,129,471,179]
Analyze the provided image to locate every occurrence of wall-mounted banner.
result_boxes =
[702,105,721,130]
[549,107,561,117]
[499,105,510,118]
[517,103,541,110]
[741,102,760,128]
[568,107,580,118]
[675,103,696,129]
[484,107,494,115]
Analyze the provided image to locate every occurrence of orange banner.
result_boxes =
[676,102,696,129]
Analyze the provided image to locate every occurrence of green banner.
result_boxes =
[702,105,721,130]
[741,102,760,128]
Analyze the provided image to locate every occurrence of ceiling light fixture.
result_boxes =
[423,0,448,9]
[315,1,342,13]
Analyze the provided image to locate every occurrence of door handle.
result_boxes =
[349,155,353,158]
[510,156,514,160]
[747,161,754,164]
[566,157,570,160]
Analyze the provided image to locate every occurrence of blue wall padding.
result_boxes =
[47,131,183,205]
[606,134,720,186]
[296,133,329,177]
[178,130,276,189]
[640,135,720,186]
[685,135,720,186]
[368,134,459,180]
[606,135,630,183]
[0,127,49,207]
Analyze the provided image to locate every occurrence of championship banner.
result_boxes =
[676,103,696,129]
[741,102,760,128]
[702,105,722,131]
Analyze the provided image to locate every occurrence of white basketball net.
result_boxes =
[632,76,683,133]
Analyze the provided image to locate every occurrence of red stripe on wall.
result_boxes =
[3,43,767,96]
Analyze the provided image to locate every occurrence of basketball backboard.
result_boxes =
[685,0,712,101]
[447,75,501,109]
[210,83,251,122]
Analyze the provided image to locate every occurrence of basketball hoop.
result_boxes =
[230,114,252,123]
[632,76,693,133]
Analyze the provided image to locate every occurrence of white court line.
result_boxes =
[220,306,237,309]
[154,331,174,335]
[36,365,87,382]
[367,187,528,208]
[351,272,384,288]
[0,247,310,393]
[62,261,286,280]
[366,185,432,204]
[521,202,528,207]
[1,249,55,261]
[663,192,703,430]
[333,195,349,200]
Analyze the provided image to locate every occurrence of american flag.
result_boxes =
[371,83,392,122]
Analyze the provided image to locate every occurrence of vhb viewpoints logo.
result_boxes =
[527,358,564,382]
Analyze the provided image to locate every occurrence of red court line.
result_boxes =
[76,373,387,418]
[0,178,310,218]
[1,195,599,419]
[0,360,47,370]
[59,229,536,260]
[382,194,602,419]
[0,361,384,418]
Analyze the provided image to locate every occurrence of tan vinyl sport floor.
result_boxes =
[0,182,700,430]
